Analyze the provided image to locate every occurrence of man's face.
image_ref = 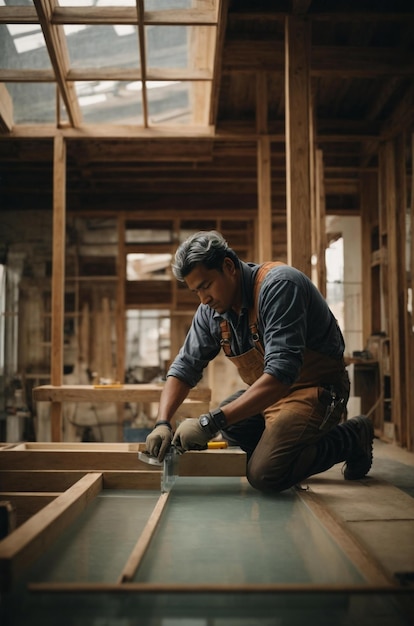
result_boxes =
[184,259,239,314]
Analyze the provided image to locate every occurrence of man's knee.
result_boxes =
[246,457,290,493]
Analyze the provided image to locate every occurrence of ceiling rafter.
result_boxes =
[33,0,81,127]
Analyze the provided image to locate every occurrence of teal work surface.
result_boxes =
[134,477,364,585]
[0,477,412,625]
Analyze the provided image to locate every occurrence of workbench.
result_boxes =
[32,384,211,442]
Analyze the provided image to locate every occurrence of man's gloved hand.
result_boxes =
[145,421,172,461]
[172,418,213,453]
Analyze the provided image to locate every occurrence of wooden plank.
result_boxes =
[0,450,154,471]
[0,446,245,476]
[284,15,312,276]
[297,488,394,587]
[28,581,404,594]
[33,383,211,404]
[0,470,161,492]
[118,491,170,582]
[0,473,102,591]
[178,449,246,477]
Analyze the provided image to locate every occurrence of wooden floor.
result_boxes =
[303,438,414,585]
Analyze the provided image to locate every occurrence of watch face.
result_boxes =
[200,415,210,427]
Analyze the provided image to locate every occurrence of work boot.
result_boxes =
[342,415,374,480]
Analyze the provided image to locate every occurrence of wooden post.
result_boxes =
[256,73,272,263]
[314,150,327,296]
[384,138,406,445]
[285,15,312,276]
[50,135,66,442]
[257,136,273,263]
[360,171,378,345]
[408,133,414,451]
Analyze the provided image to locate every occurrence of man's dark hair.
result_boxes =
[172,230,239,281]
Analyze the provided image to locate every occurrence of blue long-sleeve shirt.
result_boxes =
[167,261,345,388]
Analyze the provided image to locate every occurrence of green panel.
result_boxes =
[134,477,365,585]
[27,490,160,583]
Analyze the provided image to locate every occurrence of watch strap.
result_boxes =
[209,408,227,431]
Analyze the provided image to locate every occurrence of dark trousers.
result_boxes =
[220,388,357,493]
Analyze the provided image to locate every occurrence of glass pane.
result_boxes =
[146,25,215,72]
[58,0,136,6]
[64,24,139,69]
[75,80,143,123]
[1,0,34,6]
[146,25,187,69]
[147,80,191,124]
[144,0,192,8]
[135,477,366,585]
[0,24,51,70]
[5,83,56,123]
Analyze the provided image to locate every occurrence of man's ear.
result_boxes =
[223,257,236,274]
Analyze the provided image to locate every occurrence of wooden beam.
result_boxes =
[209,0,228,126]
[33,0,81,127]
[32,383,211,404]
[0,473,102,591]
[256,136,272,262]
[383,139,405,445]
[50,135,66,442]
[408,133,414,452]
[285,15,312,275]
[0,84,13,133]
[360,171,378,345]
[314,150,327,295]
[222,42,414,77]
[0,469,161,491]
[118,491,170,582]
[394,132,409,448]
[50,7,218,26]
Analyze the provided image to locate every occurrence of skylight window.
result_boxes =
[0,0,219,127]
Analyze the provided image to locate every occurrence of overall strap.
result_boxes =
[219,319,232,356]
[218,261,285,357]
[249,261,286,355]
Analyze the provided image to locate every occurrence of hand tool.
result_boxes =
[138,445,180,493]
[138,441,228,492]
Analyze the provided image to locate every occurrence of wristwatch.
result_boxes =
[199,408,227,435]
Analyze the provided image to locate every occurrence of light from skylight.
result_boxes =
[78,93,107,107]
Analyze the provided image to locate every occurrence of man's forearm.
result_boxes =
[156,375,192,425]
[219,373,289,425]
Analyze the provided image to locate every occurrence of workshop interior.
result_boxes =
[0,0,414,624]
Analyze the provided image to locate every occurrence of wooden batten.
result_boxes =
[0,473,103,591]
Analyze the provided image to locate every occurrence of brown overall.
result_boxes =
[219,262,350,492]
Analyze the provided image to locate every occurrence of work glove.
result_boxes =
[145,422,172,461]
[172,417,214,453]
